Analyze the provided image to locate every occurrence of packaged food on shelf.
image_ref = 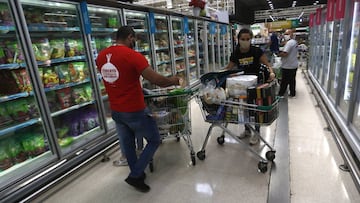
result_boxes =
[6,98,31,122]
[3,40,25,63]
[42,67,59,88]
[56,64,71,84]
[0,144,13,171]
[6,138,28,164]
[65,39,84,57]
[49,39,65,59]
[0,104,12,128]
[32,38,51,61]
[56,87,72,109]
[69,62,87,82]
[0,69,31,94]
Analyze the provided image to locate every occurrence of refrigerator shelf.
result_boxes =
[36,56,86,67]
[51,100,95,117]
[0,25,15,32]
[0,63,21,70]
[0,118,40,137]
[28,26,80,32]
[43,79,90,93]
[0,92,30,103]
[91,28,117,32]
[156,60,171,66]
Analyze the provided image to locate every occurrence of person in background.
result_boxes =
[96,26,180,192]
[225,28,275,145]
[277,29,299,98]
[269,31,279,62]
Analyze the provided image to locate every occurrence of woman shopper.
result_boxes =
[96,26,181,192]
[225,28,275,145]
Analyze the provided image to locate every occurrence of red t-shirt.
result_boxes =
[96,45,149,112]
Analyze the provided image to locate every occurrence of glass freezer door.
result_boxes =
[0,1,55,190]
[88,6,121,130]
[197,20,207,75]
[171,16,187,86]
[208,22,216,72]
[153,14,173,78]
[187,19,198,85]
[328,19,345,102]
[20,0,103,155]
[347,2,360,132]
[340,1,360,118]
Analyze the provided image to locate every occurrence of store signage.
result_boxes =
[316,8,322,25]
[327,0,335,21]
[265,19,299,30]
[220,24,227,35]
[80,1,91,34]
[209,22,216,34]
[309,13,315,27]
[149,12,156,34]
[335,0,346,19]
[184,17,189,34]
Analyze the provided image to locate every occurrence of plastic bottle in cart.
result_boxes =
[238,97,245,123]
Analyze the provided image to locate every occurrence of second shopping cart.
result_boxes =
[196,70,279,173]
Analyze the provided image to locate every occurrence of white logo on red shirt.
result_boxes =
[101,54,119,83]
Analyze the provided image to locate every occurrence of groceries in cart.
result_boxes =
[199,70,278,125]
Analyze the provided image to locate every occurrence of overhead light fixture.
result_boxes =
[298,11,304,19]
[269,15,275,21]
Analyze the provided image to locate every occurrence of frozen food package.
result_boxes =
[226,75,258,97]
[32,38,51,61]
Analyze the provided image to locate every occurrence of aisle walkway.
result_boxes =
[33,70,360,203]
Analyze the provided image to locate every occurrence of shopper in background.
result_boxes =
[269,31,279,61]
[277,29,299,98]
[96,26,180,192]
[225,28,275,145]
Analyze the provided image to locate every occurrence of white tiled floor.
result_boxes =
[35,70,360,203]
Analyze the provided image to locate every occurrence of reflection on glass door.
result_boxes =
[88,6,120,130]
[317,10,327,81]
[340,1,360,116]
[21,0,102,155]
[0,1,54,189]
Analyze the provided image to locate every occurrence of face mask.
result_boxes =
[284,35,291,41]
[239,40,250,49]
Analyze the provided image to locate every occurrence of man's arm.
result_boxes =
[141,66,180,87]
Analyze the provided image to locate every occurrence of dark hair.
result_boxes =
[237,28,253,40]
[116,26,135,40]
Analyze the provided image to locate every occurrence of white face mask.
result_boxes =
[284,35,291,41]
[239,40,250,49]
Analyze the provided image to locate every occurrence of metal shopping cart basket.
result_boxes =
[144,88,196,166]
[196,71,279,173]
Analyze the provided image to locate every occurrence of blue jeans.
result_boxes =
[112,108,160,178]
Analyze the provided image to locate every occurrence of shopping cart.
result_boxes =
[144,88,196,167]
[196,71,278,173]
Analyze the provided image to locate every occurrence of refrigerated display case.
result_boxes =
[321,10,333,89]
[0,0,56,190]
[20,0,104,155]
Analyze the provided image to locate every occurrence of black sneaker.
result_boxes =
[125,176,150,192]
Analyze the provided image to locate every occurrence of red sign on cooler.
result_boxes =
[327,0,335,21]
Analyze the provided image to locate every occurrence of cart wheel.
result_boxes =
[258,162,268,173]
[191,155,196,165]
[217,136,225,145]
[265,151,276,161]
[176,137,180,142]
[197,150,206,160]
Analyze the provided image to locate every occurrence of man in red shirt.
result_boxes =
[96,26,180,192]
